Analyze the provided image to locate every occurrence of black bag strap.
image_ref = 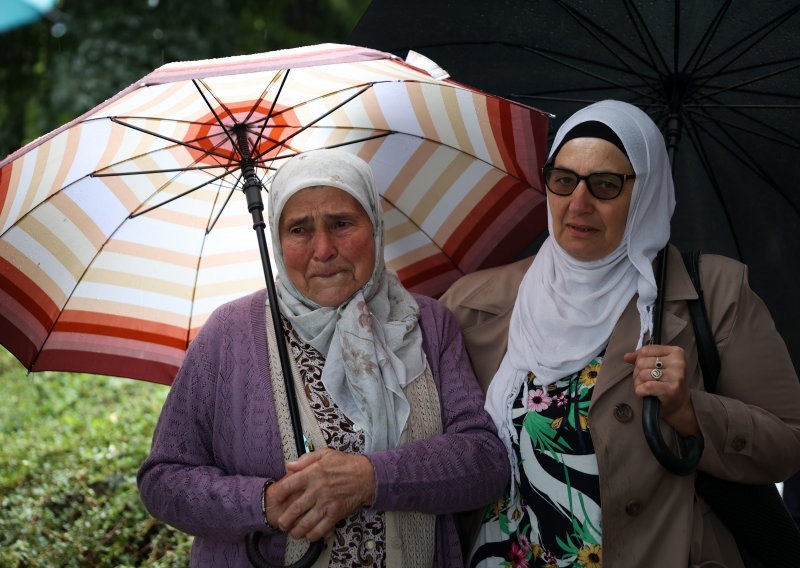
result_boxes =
[681,250,800,568]
[680,250,721,392]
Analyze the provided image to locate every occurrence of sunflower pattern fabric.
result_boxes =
[470,358,603,568]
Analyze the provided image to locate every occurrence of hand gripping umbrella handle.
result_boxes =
[642,247,703,476]
[237,128,323,567]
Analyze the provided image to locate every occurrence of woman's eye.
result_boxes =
[594,178,620,191]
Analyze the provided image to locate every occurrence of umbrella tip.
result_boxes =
[404,51,450,81]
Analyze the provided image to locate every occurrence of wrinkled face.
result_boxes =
[279,186,376,307]
[548,137,635,261]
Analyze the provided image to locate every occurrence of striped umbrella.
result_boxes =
[0,43,549,385]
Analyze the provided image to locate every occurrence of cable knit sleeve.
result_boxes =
[137,291,284,546]
[367,295,509,513]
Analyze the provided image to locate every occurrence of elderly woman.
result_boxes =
[138,149,508,567]
[440,100,800,567]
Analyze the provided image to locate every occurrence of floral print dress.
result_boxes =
[470,358,603,568]
[286,320,387,567]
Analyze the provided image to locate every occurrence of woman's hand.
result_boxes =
[624,344,702,438]
[266,448,376,541]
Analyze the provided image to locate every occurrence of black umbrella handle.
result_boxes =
[642,397,703,476]
[642,247,703,476]
[245,534,325,568]
[237,128,323,567]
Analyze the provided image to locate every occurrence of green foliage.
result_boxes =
[0,347,192,566]
[0,2,371,563]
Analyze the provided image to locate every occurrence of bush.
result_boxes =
[0,348,192,566]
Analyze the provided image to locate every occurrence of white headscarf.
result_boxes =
[485,100,675,486]
[268,149,425,452]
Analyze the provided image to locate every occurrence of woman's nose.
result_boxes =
[568,180,594,213]
[311,230,337,261]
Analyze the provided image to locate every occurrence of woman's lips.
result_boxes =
[567,223,598,235]
[310,269,345,279]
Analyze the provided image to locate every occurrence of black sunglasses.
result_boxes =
[543,166,636,200]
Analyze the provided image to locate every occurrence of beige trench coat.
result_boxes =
[440,245,800,568]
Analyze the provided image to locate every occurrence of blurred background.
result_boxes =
[1,1,368,565]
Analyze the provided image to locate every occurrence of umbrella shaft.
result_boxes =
[234,125,307,458]
[253,217,308,458]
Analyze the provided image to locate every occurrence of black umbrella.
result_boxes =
[348,0,800,372]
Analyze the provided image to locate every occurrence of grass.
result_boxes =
[0,347,192,566]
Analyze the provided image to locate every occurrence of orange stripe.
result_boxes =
[53,311,188,350]
[102,239,199,268]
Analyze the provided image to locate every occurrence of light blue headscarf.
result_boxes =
[268,149,425,452]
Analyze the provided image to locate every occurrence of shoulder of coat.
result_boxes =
[439,255,534,314]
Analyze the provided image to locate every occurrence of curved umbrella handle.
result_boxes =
[642,397,703,476]
[642,247,703,476]
[245,533,325,568]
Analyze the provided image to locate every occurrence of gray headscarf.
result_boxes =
[268,149,425,452]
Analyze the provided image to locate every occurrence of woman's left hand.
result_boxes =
[268,448,376,541]
[624,344,701,438]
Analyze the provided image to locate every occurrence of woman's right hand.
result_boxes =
[625,344,702,439]
[266,448,376,541]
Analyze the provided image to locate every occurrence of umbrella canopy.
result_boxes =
[0,0,56,33]
[0,43,550,384]
[349,0,800,370]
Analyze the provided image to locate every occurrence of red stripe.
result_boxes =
[397,253,455,290]
[476,200,548,271]
[143,45,392,86]
[0,163,11,216]
[35,350,179,385]
[0,310,38,369]
[486,98,519,178]
[444,177,525,264]
[54,313,189,350]
[0,257,59,329]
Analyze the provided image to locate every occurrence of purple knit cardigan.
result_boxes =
[137,290,508,567]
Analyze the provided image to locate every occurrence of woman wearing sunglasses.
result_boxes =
[441,100,800,567]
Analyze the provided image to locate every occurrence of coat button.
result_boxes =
[625,498,643,516]
[613,403,633,423]
[731,436,747,452]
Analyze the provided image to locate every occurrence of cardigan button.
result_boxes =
[389,536,402,549]
[625,498,643,516]
[731,436,747,452]
[613,403,634,423]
